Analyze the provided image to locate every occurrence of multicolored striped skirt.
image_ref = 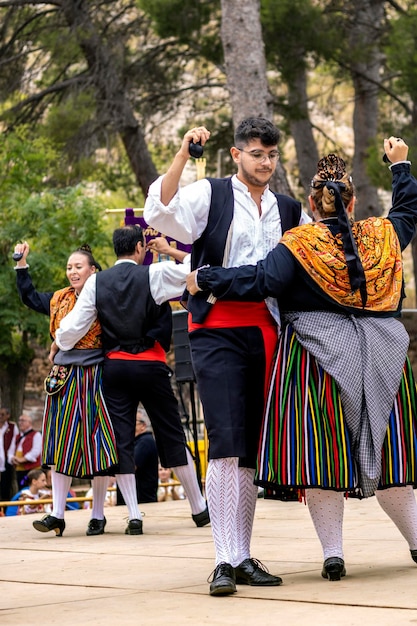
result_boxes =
[256,324,417,495]
[42,364,118,477]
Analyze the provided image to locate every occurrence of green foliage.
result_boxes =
[138,0,215,41]
[261,0,336,82]
[385,8,417,102]
[138,0,223,64]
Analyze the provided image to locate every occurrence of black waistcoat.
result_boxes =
[188,177,302,323]
[96,263,172,353]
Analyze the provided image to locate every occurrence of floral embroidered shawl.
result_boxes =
[49,287,102,349]
[281,217,403,311]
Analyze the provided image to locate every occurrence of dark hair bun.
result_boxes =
[78,244,93,254]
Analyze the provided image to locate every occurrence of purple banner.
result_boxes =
[124,208,191,265]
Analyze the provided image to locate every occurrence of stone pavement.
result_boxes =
[1,496,417,625]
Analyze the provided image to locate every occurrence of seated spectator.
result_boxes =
[8,413,42,490]
[134,409,158,503]
[44,467,79,511]
[83,477,117,509]
[6,469,51,516]
[158,465,185,502]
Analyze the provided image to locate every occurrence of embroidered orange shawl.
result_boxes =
[49,287,102,349]
[281,217,403,311]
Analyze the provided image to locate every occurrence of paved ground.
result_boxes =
[1,496,417,625]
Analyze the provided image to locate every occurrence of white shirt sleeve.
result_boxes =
[144,176,212,244]
[24,431,42,463]
[7,427,17,464]
[149,256,190,305]
[300,209,312,225]
[55,274,98,351]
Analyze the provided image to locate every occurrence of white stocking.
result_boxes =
[115,473,142,521]
[237,466,258,561]
[50,467,72,519]
[306,489,345,560]
[206,457,249,567]
[375,486,417,550]
[91,476,109,520]
[173,447,206,515]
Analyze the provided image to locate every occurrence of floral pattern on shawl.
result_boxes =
[49,287,102,349]
[281,217,403,311]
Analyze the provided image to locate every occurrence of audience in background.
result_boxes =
[134,409,158,504]
[158,465,185,502]
[8,413,42,490]
[0,407,18,501]
[6,468,51,516]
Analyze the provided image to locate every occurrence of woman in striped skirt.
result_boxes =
[188,136,417,581]
[14,242,118,537]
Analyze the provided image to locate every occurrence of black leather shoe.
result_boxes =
[235,558,282,586]
[33,515,65,537]
[86,517,107,536]
[125,518,143,535]
[208,562,237,596]
[321,557,346,581]
[192,506,210,527]
[410,549,417,563]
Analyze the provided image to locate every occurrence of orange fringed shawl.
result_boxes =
[281,217,403,311]
[49,287,102,349]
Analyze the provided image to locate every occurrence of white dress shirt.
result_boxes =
[56,257,190,351]
[9,429,42,464]
[144,174,310,267]
[144,174,310,326]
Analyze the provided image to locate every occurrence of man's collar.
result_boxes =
[115,259,137,266]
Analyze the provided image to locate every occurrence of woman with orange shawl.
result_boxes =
[187,137,417,582]
[14,243,118,537]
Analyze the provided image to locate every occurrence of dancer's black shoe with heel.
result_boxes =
[33,515,65,537]
[321,557,346,581]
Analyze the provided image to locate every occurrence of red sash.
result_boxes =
[106,341,166,362]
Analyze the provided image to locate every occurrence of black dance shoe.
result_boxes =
[208,562,237,596]
[192,506,210,527]
[86,517,107,536]
[234,558,283,586]
[410,549,417,563]
[125,518,143,535]
[321,556,346,581]
[33,515,65,537]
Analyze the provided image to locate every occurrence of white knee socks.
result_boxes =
[172,447,206,515]
[50,467,73,519]
[306,489,345,560]
[115,473,142,521]
[375,486,417,550]
[91,476,109,520]
[206,457,257,567]
[237,466,258,560]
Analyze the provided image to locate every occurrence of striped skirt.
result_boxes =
[256,324,417,495]
[42,364,118,477]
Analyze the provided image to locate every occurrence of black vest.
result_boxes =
[188,177,302,323]
[96,263,172,353]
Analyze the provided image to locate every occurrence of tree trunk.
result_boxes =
[288,66,319,202]
[220,0,292,196]
[0,363,28,421]
[349,0,384,220]
[60,0,158,194]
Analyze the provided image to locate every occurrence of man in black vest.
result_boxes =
[144,117,310,595]
[55,226,208,535]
